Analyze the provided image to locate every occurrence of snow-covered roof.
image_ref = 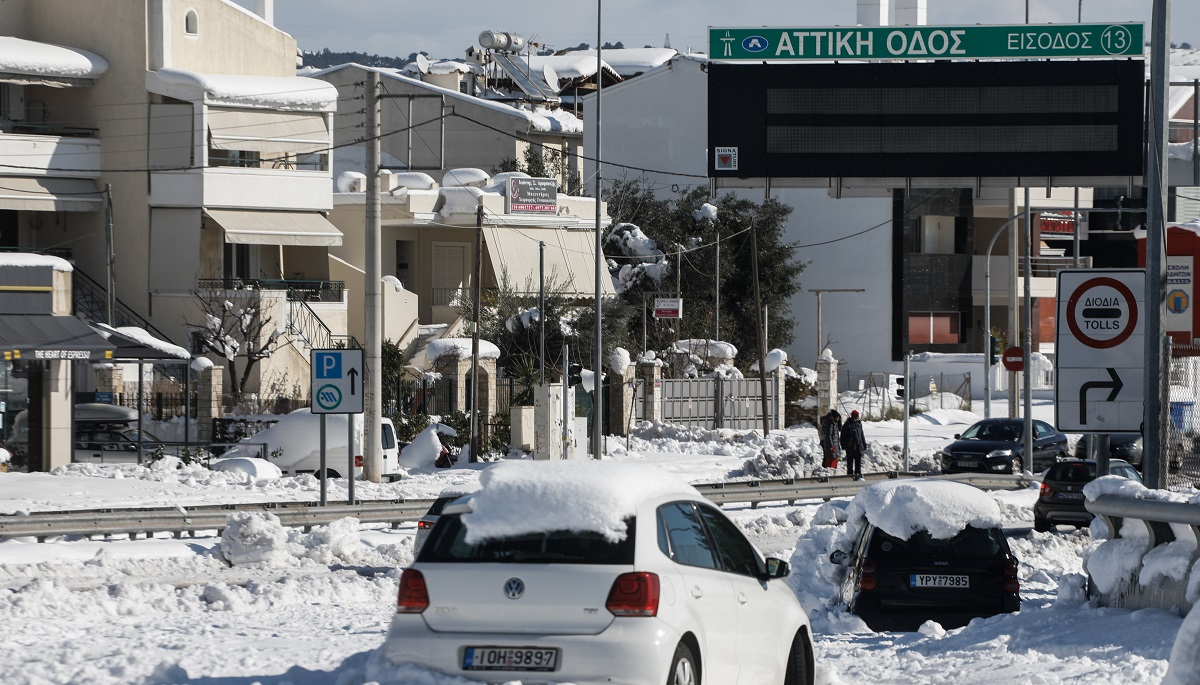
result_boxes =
[0,252,72,272]
[401,59,482,76]
[310,63,582,134]
[0,36,108,84]
[844,479,1004,543]
[426,338,501,361]
[522,53,623,82]
[458,460,700,543]
[146,68,338,112]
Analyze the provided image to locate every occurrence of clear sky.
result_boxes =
[242,0,1197,61]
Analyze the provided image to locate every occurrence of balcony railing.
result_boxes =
[197,278,345,303]
[1026,255,1092,277]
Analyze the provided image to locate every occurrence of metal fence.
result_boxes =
[395,377,457,417]
[654,377,778,430]
[1165,344,1200,488]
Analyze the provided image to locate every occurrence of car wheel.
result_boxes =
[316,469,341,479]
[667,642,699,685]
[784,630,815,685]
[1033,516,1050,533]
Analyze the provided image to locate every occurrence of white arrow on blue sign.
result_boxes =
[310,349,364,414]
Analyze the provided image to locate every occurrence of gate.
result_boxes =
[659,377,776,430]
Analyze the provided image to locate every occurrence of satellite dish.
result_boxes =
[542,64,560,92]
[415,54,430,74]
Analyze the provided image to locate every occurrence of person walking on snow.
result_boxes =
[841,410,867,480]
[819,408,843,469]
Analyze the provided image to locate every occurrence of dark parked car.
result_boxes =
[939,418,1068,474]
[1073,433,1143,467]
[831,522,1021,631]
[1033,459,1142,532]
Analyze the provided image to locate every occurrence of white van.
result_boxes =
[8,403,175,464]
[220,409,403,480]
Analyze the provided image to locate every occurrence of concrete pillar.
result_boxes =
[774,369,787,430]
[607,364,638,437]
[857,0,888,26]
[196,366,223,442]
[92,365,124,400]
[816,351,838,416]
[638,362,662,423]
[43,360,72,470]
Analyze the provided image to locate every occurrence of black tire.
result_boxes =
[1033,516,1051,533]
[316,469,341,479]
[784,630,815,685]
[666,642,699,685]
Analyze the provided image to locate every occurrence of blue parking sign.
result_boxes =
[315,351,342,379]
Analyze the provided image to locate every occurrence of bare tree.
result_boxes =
[186,290,287,404]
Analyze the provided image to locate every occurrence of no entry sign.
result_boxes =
[1002,346,1024,372]
[1054,270,1145,433]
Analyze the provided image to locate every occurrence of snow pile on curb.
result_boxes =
[220,513,365,567]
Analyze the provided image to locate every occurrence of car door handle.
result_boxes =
[691,586,703,599]
[737,591,747,604]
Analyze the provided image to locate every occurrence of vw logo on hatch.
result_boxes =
[503,577,525,600]
[741,35,769,53]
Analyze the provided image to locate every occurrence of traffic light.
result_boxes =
[989,335,1002,366]
[895,375,906,400]
[567,363,583,386]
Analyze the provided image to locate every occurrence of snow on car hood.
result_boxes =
[844,478,1004,543]
[459,461,699,544]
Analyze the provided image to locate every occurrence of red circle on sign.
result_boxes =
[1065,276,1139,349]
[1002,346,1024,372]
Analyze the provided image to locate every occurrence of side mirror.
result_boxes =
[828,550,849,565]
[764,557,790,579]
[954,433,961,439]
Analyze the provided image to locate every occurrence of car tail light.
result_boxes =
[417,520,434,530]
[354,455,364,467]
[1039,483,1053,498]
[1003,561,1020,594]
[859,559,877,591]
[606,572,659,617]
[396,569,429,613]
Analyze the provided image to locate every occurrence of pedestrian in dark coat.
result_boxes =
[819,408,842,469]
[841,410,867,480]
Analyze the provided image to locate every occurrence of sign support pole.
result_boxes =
[1022,188,1034,473]
[1144,0,1171,489]
[319,413,327,506]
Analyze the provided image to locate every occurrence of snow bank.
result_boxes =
[221,511,291,566]
[1163,608,1200,685]
[209,457,282,479]
[442,168,490,188]
[609,347,632,376]
[459,461,698,543]
[843,479,1004,544]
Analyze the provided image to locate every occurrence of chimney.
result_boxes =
[254,0,274,26]
[857,0,888,27]
[895,0,928,26]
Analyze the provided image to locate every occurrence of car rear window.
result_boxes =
[1047,462,1097,482]
[869,527,1005,559]
[425,496,458,517]
[418,513,636,564]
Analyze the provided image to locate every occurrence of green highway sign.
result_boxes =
[709,23,1143,61]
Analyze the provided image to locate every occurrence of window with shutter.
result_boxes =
[432,244,467,306]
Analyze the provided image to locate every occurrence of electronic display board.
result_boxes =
[708,60,1145,179]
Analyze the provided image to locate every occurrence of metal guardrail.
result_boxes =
[0,472,1028,542]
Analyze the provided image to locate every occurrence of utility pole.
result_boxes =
[539,241,545,386]
[592,2,604,460]
[363,70,383,482]
[751,225,770,436]
[1022,187,1033,474]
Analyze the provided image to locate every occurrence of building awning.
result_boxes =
[0,177,102,212]
[205,209,343,247]
[146,68,337,112]
[483,226,616,298]
[208,107,328,156]
[0,36,108,88]
[0,314,115,361]
[89,323,190,361]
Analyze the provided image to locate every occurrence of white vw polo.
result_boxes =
[374,461,815,685]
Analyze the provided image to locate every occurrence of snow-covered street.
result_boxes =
[0,400,1193,685]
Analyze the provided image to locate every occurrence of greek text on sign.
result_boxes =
[507,178,558,215]
[654,297,683,319]
[709,23,1143,61]
[1054,269,1145,433]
